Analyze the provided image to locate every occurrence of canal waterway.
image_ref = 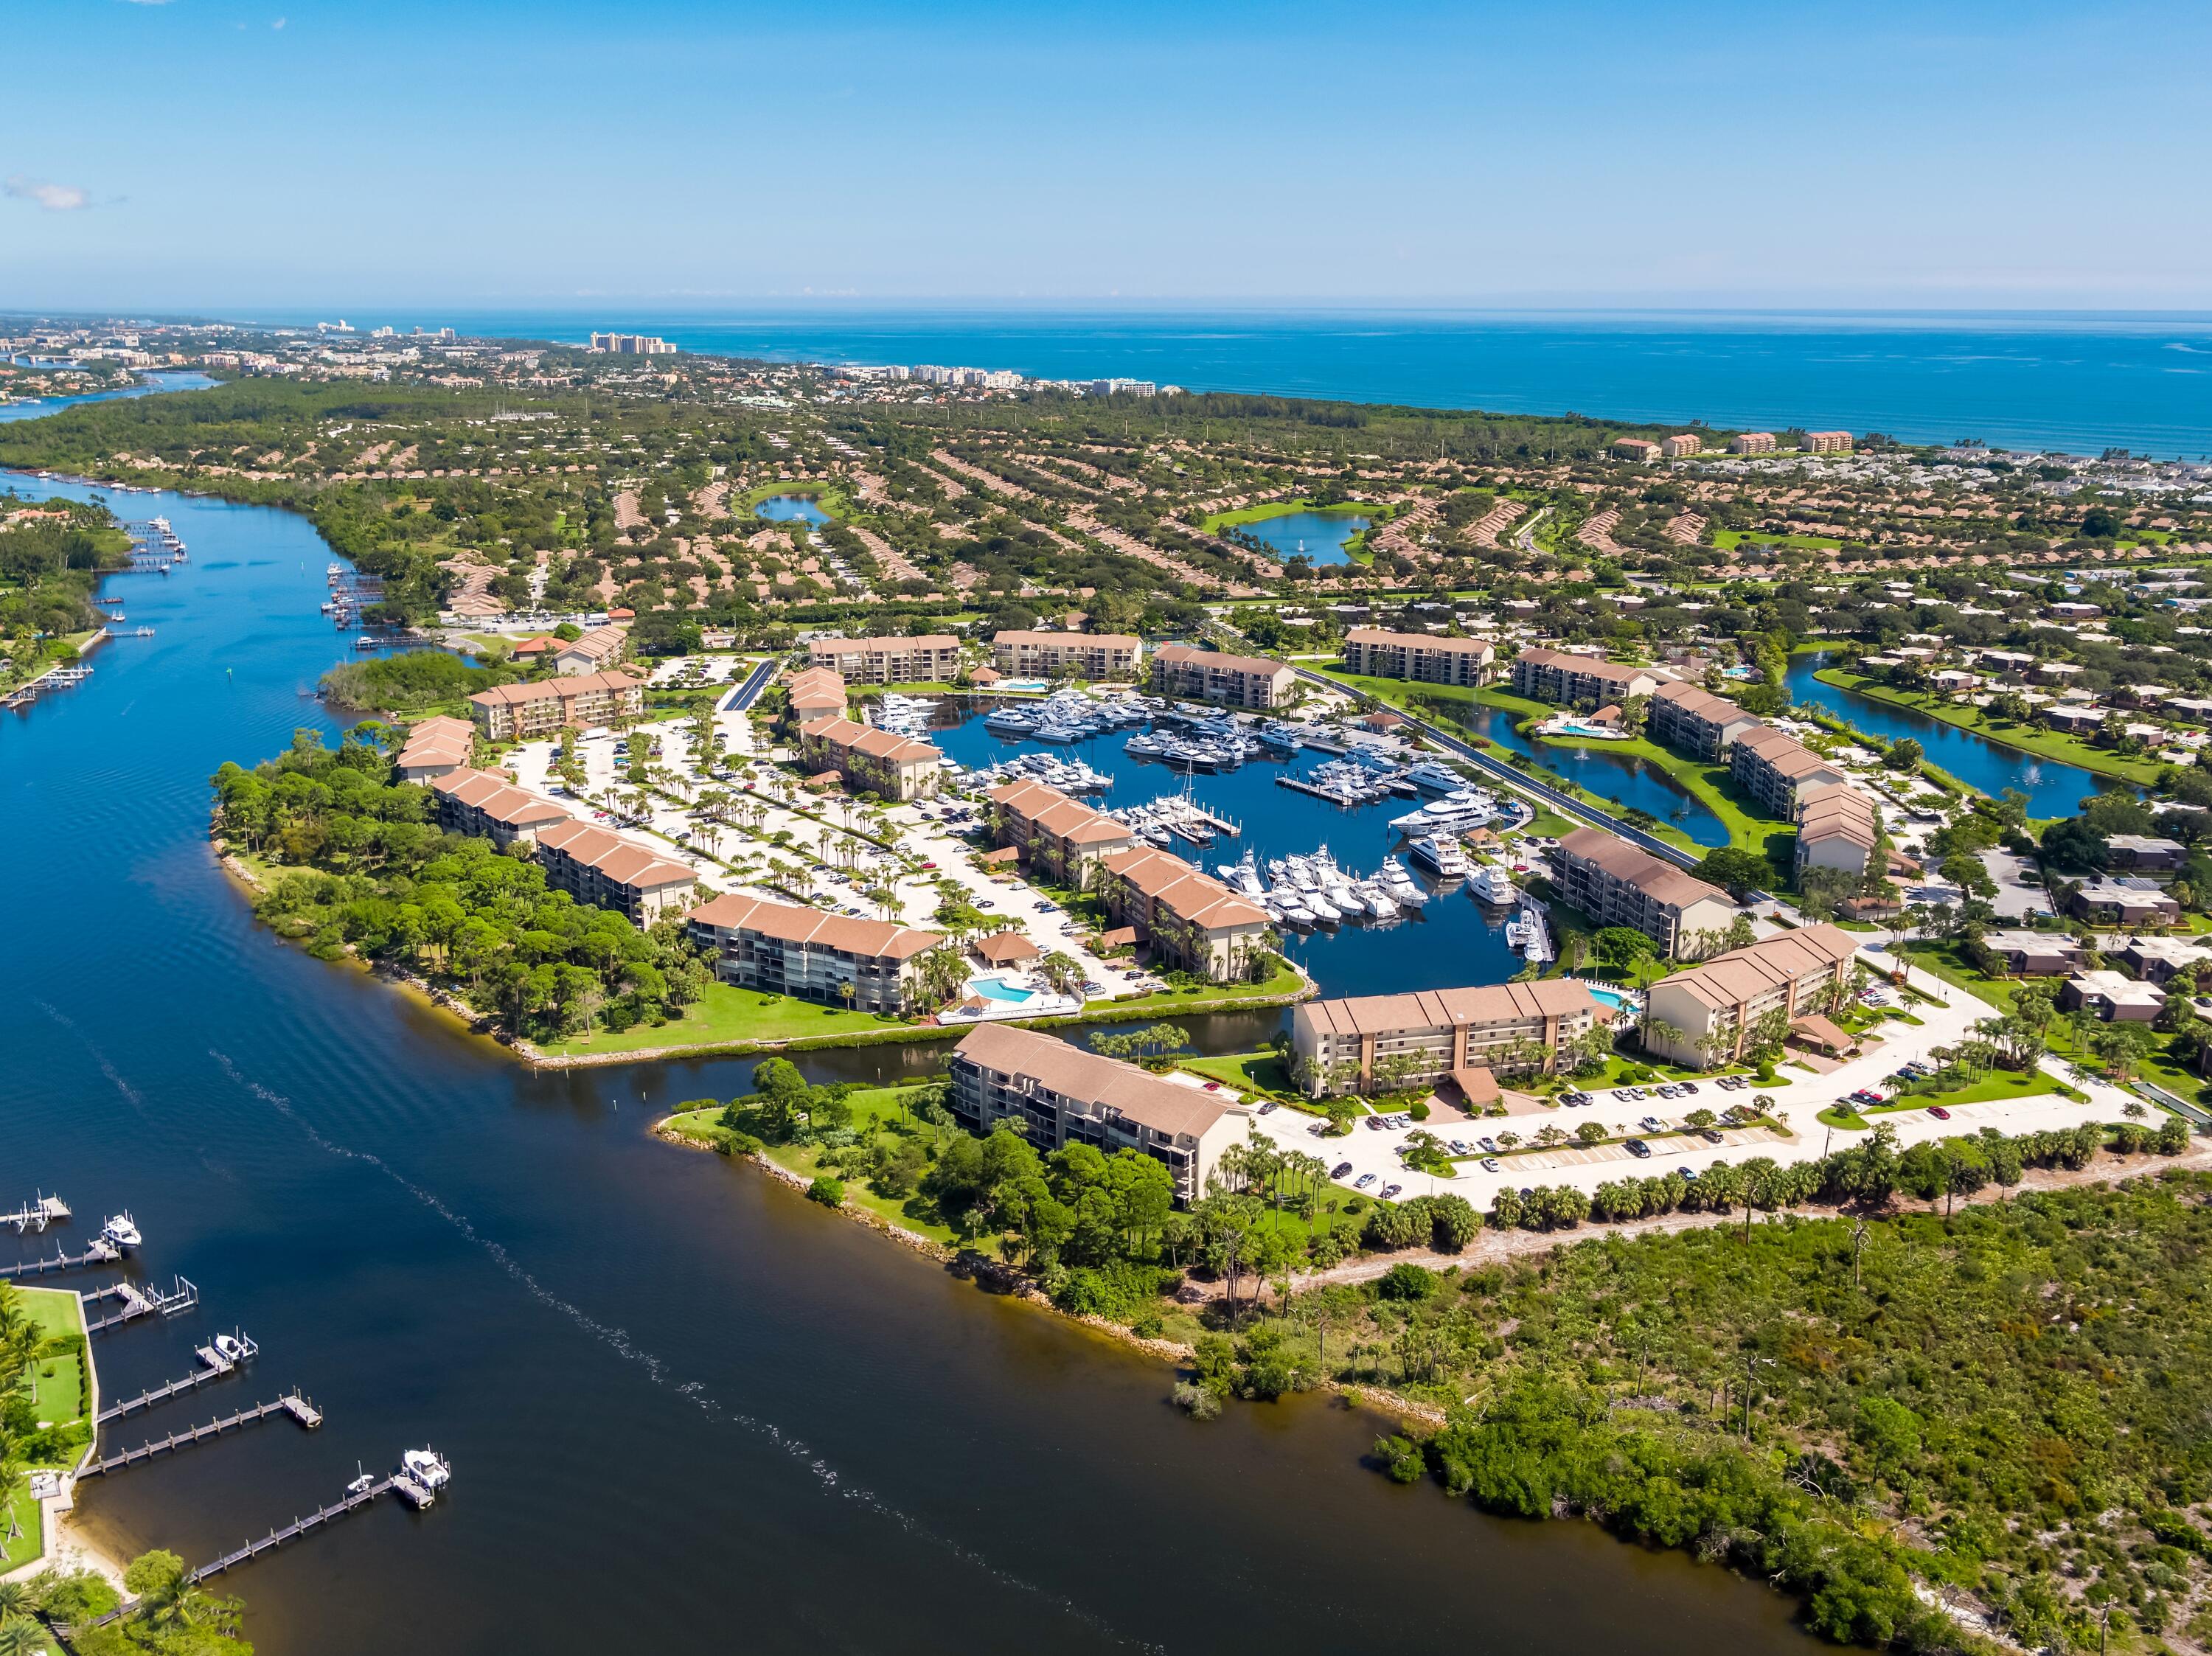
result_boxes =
[1784,652,2106,817]
[4,396,1819,1655]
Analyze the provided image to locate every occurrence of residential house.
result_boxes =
[1660,433,1703,459]
[396,714,476,782]
[2059,970,2167,1023]
[796,717,944,801]
[1340,629,1496,687]
[2042,706,2106,737]
[1613,438,1661,462]
[686,891,945,1015]
[1640,924,1865,1067]
[467,670,644,740]
[532,819,699,923]
[1977,929,2087,976]
[1290,981,1602,1096]
[807,633,961,685]
[1803,431,1854,453]
[1728,433,1777,455]
[784,665,849,725]
[2105,835,2188,875]
[1093,844,1273,981]
[2116,935,2212,985]
[1794,782,1877,883]
[1548,827,1738,956]
[2067,877,2182,927]
[1150,643,1295,709]
[550,624,629,677]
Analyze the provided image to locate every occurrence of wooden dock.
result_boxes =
[80,1393,322,1478]
[97,1335,260,1424]
[0,1236,118,1279]
[189,1472,427,1586]
[3,1194,70,1233]
[84,1276,198,1334]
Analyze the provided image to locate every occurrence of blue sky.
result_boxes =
[4,0,2210,310]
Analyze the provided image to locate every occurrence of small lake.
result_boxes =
[753,493,831,528]
[1228,508,1371,565]
[1784,653,2105,817]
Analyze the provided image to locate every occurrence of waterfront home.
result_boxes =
[1548,827,1736,957]
[1647,681,1760,760]
[686,891,946,1015]
[1794,782,1877,884]
[551,623,629,677]
[2042,705,2107,737]
[1640,924,1865,1068]
[396,714,476,782]
[533,818,699,922]
[784,665,849,725]
[990,629,1144,681]
[796,716,944,801]
[807,633,961,685]
[2059,970,2167,1023]
[1290,980,1601,1096]
[985,777,1140,884]
[429,768,572,848]
[2067,876,2182,928]
[1728,726,1851,816]
[1150,643,1295,709]
[1803,431,1854,453]
[1340,628,1495,688]
[1092,843,1272,981]
[1509,646,1666,709]
[947,1023,1244,1205]
[467,669,644,740]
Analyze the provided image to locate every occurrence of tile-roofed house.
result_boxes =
[947,1023,1245,1203]
[428,768,574,847]
[1291,980,1601,1095]
[1647,680,1762,759]
[984,778,1140,883]
[467,669,644,740]
[1509,647,1668,708]
[1641,924,1865,1067]
[796,716,944,801]
[1150,643,1295,709]
[1093,843,1273,981]
[533,818,700,922]
[1549,827,1737,956]
[1729,726,1851,815]
[686,891,946,1015]
[1340,629,1496,688]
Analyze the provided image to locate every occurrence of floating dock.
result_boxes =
[84,1275,198,1334]
[80,1393,322,1478]
[3,1194,71,1233]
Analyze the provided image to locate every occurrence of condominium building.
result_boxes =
[428,768,572,849]
[533,819,699,923]
[796,716,944,801]
[947,1023,1245,1204]
[1660,433,1703,459]
[1510,647,1668,709]
[1803,431,1854,453]
[2067,877,2182,928]
[1290,980,1602,1096]
[984,777,1140,884]
[1340,629,1496,688]
[686,892,946,1015]
[1729,726,1851,816]
[806,633,961,685]
[1641,924,1865,1068]
[990,630,1144,680]
[2104,835,2188,874]
[1647,681,1761,759]
[1150,643,1295,709]
[784,665,849,724]
[1613,438,1662,462]
[1549,827,1737,956]
[396,714,475,782]
[1093,844,1272,981]
[467,670,644,740]
[1794,783,1877,883]
[550,624,628,677]
[1728,432,1777,455]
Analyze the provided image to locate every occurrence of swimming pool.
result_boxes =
[994,679,1050,692]
[1586,985,1634,1012]
[971,977,1038,1004]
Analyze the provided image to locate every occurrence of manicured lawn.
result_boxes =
[1092,961,1309,1017]
[1712,529,1843,551]
[1892,1068,2068,1108]
[18,1285,85,1343]
[1812,668,2163,785]
[1,1477,43,1573]
[1179,1051,1298,1096]
[538,981,907,1057]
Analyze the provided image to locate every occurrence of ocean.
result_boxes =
[266,306,2212,459]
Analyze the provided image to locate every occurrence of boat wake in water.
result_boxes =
[205,1048,1159,1654]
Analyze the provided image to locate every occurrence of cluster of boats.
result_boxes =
[964,750,1113,793]
[874,692,939,737]
[1390,785,1502,837]
[984,691,1151,744]
[1208,843,1514,930]
[1124,717,1263,770]
[1109,792,1237,849]
[322,562,388,636]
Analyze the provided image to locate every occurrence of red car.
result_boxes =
[1927,1106,1952,1120]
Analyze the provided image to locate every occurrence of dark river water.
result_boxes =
[2,396,1819,1655]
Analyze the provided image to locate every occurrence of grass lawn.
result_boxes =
[538,981,907,1057]
[1201,498,1379,534]
[1093,961,1309,1017]
[1812,667,2163,786]
[1179,1051,1298,1096]
[1,1477,43,1573]
[1712,529,1843,551]
[1521,806,1582,839]
[18,1285,84,1345]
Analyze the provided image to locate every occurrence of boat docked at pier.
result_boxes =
[1390,787,1496,835]
[1408,835,1473,879]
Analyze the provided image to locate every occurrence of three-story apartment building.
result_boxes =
[686,892,946,1015]
[1291,980,1601,1096]
[1549,827,1737,957]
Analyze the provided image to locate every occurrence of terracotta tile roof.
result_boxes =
[687,891,946,959]
[1733,725,1846,782]
[553,624,628,664]
[1514,647,1664,686]
[535,818,698,889]
[429,768,571,828]
[1154,642,1290,681]
[1099,844,1270,929]
[993,628,1141,651]
[1557,827,1731,911]
[975,931,1041,964]
[1346,628,1494,656]
[1298,979,1599,1039]
[469,669,640,709]
[953,1023,1231,1141]
[1796,785,1878,849]
[1652,680,1756,723]
[799,715,942,765]
[1652,923,1863,1014]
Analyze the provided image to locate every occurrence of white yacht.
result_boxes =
[1357,883,1399,919]
[101,1211,142,1251]
[1405,760,1467,794]
[1408,835,1473,879]
[1472,865,1519,905]
[1377,857,1429,905]
[1389,788,1495,835]
[400,1447,453,1492]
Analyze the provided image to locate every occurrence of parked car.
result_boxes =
[1927,1105,1952,1120]
[1202,1081,1222,1092]
[1478,1137,1498,1154]
[1639,1116,1663,1133]
[1365,1117,1385,1131]
[1354,1173,1377,1190]
[1258,1099,1278,1115]
[1331,1162,1354,1180]
[1677,1082,1700,1094]
[1700,1130,1723,1144]
[1380,1183,1403,1201]
[1624,1139,1652,1159]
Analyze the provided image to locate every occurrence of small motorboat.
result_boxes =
[400,1447,453,1491]
[101,1211,142,1251]
[212,1331,251,1364]
[345,1462,375,1497]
